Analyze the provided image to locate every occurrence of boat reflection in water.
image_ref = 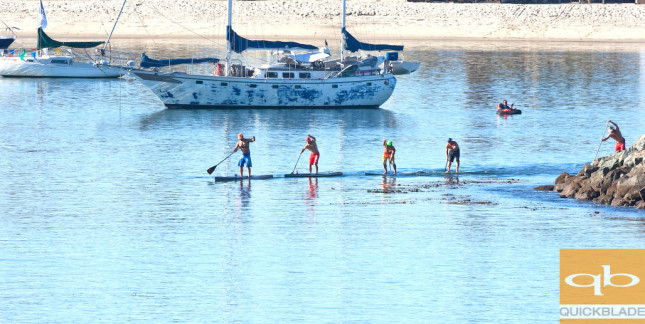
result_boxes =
[138,108,399,132]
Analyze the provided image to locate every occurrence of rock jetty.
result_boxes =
[541,134,645,210]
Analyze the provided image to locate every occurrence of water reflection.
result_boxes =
[138,108,398,131]
[237,179,251,209]
[444,174,459,186]
[381,176,396,193]
[460,49,641,110]
[306,177,318,202]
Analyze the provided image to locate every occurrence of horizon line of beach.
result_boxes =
[2,0,645,44]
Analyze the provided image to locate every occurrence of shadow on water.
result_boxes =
[138,108,398,131]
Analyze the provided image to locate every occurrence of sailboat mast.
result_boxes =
[225,0,233,77]
[0,19,17,39]
[102,0,127,55]
[341,0,346,62]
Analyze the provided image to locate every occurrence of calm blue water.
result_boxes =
[1,40,645,323]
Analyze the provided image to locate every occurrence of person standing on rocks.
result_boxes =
[446,138,460,173]
[602,120,626,152]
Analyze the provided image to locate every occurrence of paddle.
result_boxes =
[594,121,610,161]
[291,151,303,174]
[207,151,235,174]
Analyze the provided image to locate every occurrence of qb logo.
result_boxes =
[564,265,640,296]
[561,250,645,322]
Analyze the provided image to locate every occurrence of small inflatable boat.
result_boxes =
[497,108,522,115]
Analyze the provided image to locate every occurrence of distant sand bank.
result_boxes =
[2,0,645,44]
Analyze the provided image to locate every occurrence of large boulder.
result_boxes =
[627,164,645,178]
[614,173,645,204]
[574,184,599,200]
[577,164,599,178]
[589,167,610,190]
[631,134,645,151]
[598,156,621,171]
[554,172,572,192]
[599,167,629,193]
[595,193,614,205]
[636,201,645,210]
[622,152,644,168]
[560,181,583,198]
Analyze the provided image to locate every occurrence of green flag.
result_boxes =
[18,49,25,61]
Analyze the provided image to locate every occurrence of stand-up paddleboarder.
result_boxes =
[446,138,460,173]
[383,139,397,174]
[601,120,626,152]
[301,134,320,174]
[233,133,255,177]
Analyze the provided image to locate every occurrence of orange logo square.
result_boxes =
[561,249,645,323]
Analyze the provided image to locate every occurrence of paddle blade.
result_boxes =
[207,165,216,174]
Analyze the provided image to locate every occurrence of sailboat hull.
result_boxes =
[0,37,15,50]
[133,71,397,109]
[0,56,125,78]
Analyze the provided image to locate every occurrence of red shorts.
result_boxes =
[309,152,320,166]
[615,142,625,152]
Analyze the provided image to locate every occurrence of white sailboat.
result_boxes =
[0,0,128,78]
[132,0,400,109]
[388,60,421,75]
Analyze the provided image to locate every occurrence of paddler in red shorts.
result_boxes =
[383,139,397,174]
[601,120,626,152]
[301,134,319,174]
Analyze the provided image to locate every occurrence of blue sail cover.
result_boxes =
[140,53,219,68]
[342,28,403,52]
[226,27,318,53]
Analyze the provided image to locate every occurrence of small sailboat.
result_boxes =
[341,26,419,75]
[387,56,421,75]
[132,0,401,109]
[0,0,129,78]
[0,19,17,50]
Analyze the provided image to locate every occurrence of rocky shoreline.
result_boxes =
[536,134,645,210]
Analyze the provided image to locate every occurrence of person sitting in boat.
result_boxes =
[601,120,626,152]
[233,133,255,178]
[497,99,515,111]
[383,139,397,175]
[301,134,320,174]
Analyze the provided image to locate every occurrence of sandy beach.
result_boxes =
[2,0,645,44]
